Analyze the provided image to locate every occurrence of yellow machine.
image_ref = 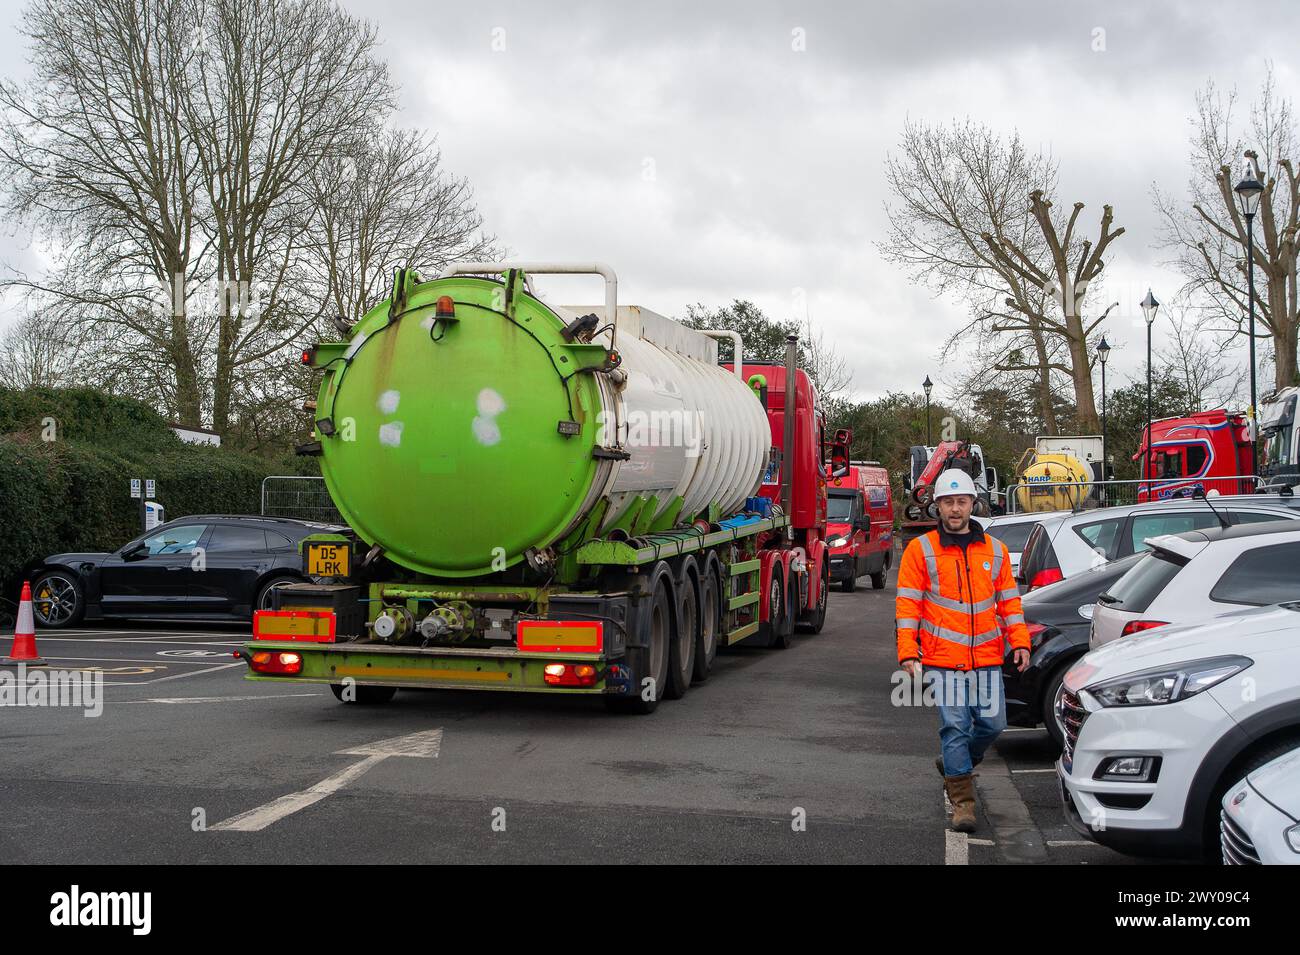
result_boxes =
[1013,436,1104,512]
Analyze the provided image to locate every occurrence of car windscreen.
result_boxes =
[827,493,856,522]
[1097,550,1187,613]
[989,521,1037,553]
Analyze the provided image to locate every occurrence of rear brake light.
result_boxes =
[542,663,598,687]
[1121,620,1169,637]
[1029,568,1064,590]
[249,650,303,675]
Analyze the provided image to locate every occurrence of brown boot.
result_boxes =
[944,773,977,833]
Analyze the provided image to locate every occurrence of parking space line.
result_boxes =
[1009,768,1057,774]
[1045,840,1099,847]
[942,785,968,864]
[118,693,323,705]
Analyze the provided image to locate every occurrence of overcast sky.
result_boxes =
[0,0,1294,404]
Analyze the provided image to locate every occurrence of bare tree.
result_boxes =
[1154,67,1300,391]
[800,314,852,403]
[305,129,497,325]
[1155,305,1247,414]
[0,0,207,421]
[0,311,88,387]
[881,120,1123,433]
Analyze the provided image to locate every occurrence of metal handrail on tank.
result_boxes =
[1004,474,1267,514]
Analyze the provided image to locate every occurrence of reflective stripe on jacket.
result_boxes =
[895,526,1031,670]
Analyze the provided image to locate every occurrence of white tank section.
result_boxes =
[558,303,770,530]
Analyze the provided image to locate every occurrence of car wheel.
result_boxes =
[1042,661,1076,751]
[31,571,85,628]
[841,574,857,593]
[255,575,299,616]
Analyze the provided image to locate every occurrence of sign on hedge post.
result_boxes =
[129,478,155,533]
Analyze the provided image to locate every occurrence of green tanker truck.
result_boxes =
[238,262,846,713]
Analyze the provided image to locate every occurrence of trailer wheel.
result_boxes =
[757,564,786,646]
[606,569,673,714]
[329,683,397,705]
[665,562,698,699]
[692,564,718,683]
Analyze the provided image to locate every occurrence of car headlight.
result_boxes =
[1085,655,1252,707]
[828,536,848,548]
[1287,823,1300,854]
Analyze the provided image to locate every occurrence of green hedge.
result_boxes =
[0,386,317,603]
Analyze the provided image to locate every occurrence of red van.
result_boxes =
[826,463,894,591]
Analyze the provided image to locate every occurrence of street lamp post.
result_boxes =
[1098,336,1111,502]
[1140,290,1161,494]
[923,375,933,446]
[1235,159,1265,478]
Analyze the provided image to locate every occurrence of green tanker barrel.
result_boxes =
[308,271,610,578]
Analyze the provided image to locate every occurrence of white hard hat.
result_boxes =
[933,469,978,499]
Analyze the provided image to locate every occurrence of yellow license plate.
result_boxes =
[306,542,350,577]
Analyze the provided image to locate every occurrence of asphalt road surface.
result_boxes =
[0,571,1167,864]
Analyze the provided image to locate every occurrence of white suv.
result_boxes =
[1090,521,1300,648]
[1057,602,1300,860]
[1221,744,1300,864]
[1016,498,1300,590]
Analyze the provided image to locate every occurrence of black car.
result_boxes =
[28,515,346,628]
[1001,552,1145,749]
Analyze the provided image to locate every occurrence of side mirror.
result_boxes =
[854,516,871,531]
[121,543,147,560]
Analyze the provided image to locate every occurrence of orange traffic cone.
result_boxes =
[3,581,47,666]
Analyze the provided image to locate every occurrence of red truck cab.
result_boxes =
[1136,410,1254,502]
[825,463,893,591]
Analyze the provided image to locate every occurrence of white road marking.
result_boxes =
[968,838,995,846]
[1000,727,1043,733]
[1010,768,1058,774]
[1045,840,1101,847]
[118,693,322,705]
[211,729,443,832]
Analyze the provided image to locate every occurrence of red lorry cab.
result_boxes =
[825,463,893,591]
[1135,410,1254,502]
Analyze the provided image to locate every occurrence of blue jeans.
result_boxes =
[927,666,1007,777]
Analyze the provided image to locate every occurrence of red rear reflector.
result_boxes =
[1029,568,1064,590]
[300,348,314,365]
[542,663,598,687]
[1121,620,1169,637]
[249,650,303,675]
[517,620,603,653]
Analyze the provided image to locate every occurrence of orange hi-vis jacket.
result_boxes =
[895,525,1031,670]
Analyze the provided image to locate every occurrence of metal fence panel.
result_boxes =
[261,475,344,524]
[1005,475,1266,514]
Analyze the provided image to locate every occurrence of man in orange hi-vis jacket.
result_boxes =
[895,469,1031,833]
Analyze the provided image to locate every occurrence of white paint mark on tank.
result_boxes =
[379,421,404,447]
[378,390,401,414]
[477,388,506,417]
[472,387,506,446]
[473,417,502,446]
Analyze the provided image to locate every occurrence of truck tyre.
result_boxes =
[31,570,85,629]
[606,568,673,714]
[329,683,397,705]
[665,562,698,699]
[692,564,719,683]
[799,560,830,634]
[757,565,786,646]
[773,570,797,649]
